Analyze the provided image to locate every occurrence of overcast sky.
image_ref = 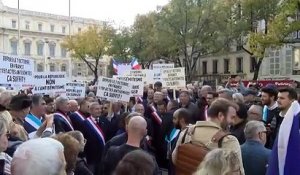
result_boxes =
[2,0,169,26]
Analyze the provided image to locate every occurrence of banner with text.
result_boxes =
[113,76,144,97]
[0,54,34,90]
[32,72,67,96]
[152,64,174,82]
[65,82,86,99]
[97,77,132,102]
[124,70,151,85]
[161,67,186,88]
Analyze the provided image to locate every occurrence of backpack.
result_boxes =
[175,128,230,175]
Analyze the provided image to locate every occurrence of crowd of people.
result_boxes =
[0,76,298,175]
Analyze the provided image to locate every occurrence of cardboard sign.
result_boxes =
[0,54,34,90]
[96,77,132,102]
[113,76,144,96]
[65,82,86,99]
[161,68,186,88]
[32,72,66,95]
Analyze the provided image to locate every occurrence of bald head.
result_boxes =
[127,116,147,140]
[69,100,79,113]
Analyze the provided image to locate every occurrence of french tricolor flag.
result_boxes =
[112,58,118,74]
[266,101,300,175]
[131,57,141,70]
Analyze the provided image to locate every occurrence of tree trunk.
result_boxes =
[92,67,99,85]
[252,57,263,80]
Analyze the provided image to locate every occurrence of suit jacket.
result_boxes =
[83,117,105,165]
[54,110,73,133]
[69,111,89,133]
[241,140,271,175]
[106,114,121,141]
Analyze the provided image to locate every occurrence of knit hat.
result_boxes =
[8,94,32,111]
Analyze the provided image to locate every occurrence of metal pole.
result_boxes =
[17,0,21,55]
[68,0,72,78]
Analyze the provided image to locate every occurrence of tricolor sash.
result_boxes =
[74,111,86,121]
[150,105,162,125]
[86,117,105,145]
[54,112,74,131]
[25,114,42,130]
[137,97,143,103]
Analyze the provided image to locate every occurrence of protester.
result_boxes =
[232,93,244,104]
[178,91,198,123]
[0,118,11,175]
[103,116,159,175]
[54,96,73,133]
[194,149,241,175]
[53,133,80,175]
[229,103,248,144]
[0,91,13,125]
[218,89,234,101]
[206,91,218,106]
[241,121,270,175]
[115,150,156,175]
[173,98,245,175]
[247,105,263,121]
[67,131,93,175]
[69,100,79,113]
[69,98,90,132]
[11,138,66,175]
[43,96,55,115]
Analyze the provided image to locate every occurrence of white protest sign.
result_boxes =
[65,82,86,99]
[161,67,186,88]
[124,70,150,85]
[0,54,34,90]
[114,76,144,97]
[152,63,174,70]
[96,77,132,102]
[152,64,174,83]
[32,72,66,95]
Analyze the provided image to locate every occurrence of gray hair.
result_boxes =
[55,96,69,107]
[232,93,244,103]
[12,138,66,175]
[244,121,266,140]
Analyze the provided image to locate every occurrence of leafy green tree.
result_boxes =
[62,25,114,84]
[238,0,300,80]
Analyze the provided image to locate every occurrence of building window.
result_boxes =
[11,20,16,28]
[38,23,43,31]
[37,64,44,72]
[202,61,207,75]
[224,59,230,73]
[49,42,56,57]
[269,50,280,75]
[61,64,67,72]
[250,57,256,72]
[236,57,243,73]
[61,47,67,57]
[50,64,55,72]
[24,42,31,56]
[78,28,81,32]
[50,25,55,32]
[213,60,218,74]
[25,21,30,30]
[62,26,66,33]
[37,42,44,56]
[10,40,17,55]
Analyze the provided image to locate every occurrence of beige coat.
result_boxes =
[172,121,245,175]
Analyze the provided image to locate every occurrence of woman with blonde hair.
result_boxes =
[194,149,241,175]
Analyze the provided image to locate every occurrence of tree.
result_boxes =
[62,25,114,84]
[237,0,300,80]
[157,0,230,82]
[109,28,132,63]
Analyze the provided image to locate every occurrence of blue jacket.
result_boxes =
[241,140,271,175]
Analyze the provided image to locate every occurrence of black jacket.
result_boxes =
[74,153,93,175]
